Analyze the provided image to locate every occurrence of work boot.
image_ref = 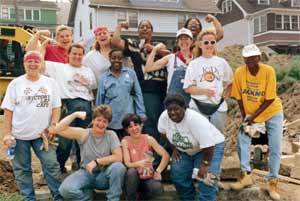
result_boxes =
[230,172,253,190]
[266,179,280,200]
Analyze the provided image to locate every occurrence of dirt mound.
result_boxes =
[0,160,18,193]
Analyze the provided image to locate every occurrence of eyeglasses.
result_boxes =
[202,40,216,45]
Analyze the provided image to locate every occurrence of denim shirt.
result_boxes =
[96,67,146,129]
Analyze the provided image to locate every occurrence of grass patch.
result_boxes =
[0,193,22,201]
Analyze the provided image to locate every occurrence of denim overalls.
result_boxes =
[168,55,190,105]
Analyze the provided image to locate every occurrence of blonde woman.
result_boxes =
[183,30,233,133]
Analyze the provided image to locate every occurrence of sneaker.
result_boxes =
[230,172,253,190]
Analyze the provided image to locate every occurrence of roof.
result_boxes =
[0,0,58,10]
[217,0,300,14]
[89,0,220,13]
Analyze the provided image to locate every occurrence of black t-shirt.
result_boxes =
[123,38,167,94]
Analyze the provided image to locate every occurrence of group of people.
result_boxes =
[1,13,283,201]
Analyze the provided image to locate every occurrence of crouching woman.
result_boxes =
[158,94,225,201]
[121,114,169,200]
[49,105,126,201]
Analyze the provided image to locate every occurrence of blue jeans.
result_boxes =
[238,111,283,179]
[12,138,62,201]
[171,142,225,201]
[57,98,92,171]
[59,162,126,201]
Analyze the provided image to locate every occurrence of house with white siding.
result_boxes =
[68,0,220,49]
[216,0,300,54]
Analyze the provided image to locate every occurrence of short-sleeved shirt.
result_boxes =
[78,129,121,168]
[158,109,225,155]
[1,75,61,140]
[45,45,68,63]
[123,38,167,94]
[82,50,111,83]
[183,56,233,112]
[231,63,282,123]
[45,61,97,101]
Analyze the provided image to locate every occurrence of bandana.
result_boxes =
[93,26,108,35]
[175,51,192,64]
[24,53,42,63]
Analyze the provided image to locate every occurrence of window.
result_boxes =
[275,15,282,30]
[222,0,232,13]
[33,10,39,21]
[79,21,82,37]
[254,15,267,34]
[284,15,291,30]
[258,0,269,5]
[9,8,15,19]
[89,13,93,30]
[1,7,9,19]
[25,9,32,20]
[128,11,138,28]
[292,0,300,7]
[178,14,186,29]
[291,16,300,30]
[116,10,126,25]
[18,9,24,20]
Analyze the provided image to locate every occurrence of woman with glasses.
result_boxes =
[183,30,233,133]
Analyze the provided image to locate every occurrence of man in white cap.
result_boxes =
[230,44,283,200]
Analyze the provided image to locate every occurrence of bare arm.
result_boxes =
[245,99,275,124]
[111,22,127,50]
[185,85,215,97]
[51,111,88,142]
[26,30,51,52]
[205,14,224,41]
[148,136,169,173]
[144,44,170,73]
[3,109,13,147]
[50,107,61,125]
[96,146,123,166]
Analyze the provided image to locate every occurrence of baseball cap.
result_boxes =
[176,28,193,39]
[242,44,262,57]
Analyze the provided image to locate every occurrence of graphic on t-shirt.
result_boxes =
[172,131,193,150]
[67,73,91,93]
[242,80,265,102]
[200,67,220,82]
[24,87,50,107]
[73,73,91,86]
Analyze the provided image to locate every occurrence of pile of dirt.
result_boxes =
[0,160,18,193]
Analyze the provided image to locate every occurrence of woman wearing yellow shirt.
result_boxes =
[230,44,283,201]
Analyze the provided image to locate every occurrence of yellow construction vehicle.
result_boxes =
[0,25,35,113]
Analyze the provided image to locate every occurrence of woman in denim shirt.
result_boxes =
[96,49,146,139]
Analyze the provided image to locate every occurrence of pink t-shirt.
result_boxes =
[45,45,68,63]
[125,134,154,179]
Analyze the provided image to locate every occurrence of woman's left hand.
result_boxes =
[86,160,97,174]
[153,171,162,181]
[198,164,209,179]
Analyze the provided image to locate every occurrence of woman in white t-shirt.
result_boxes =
[1,51,62,201]
[183,30,233,132]
[145,28,193,105]
[158,94,225,201]
[82,27,111,82]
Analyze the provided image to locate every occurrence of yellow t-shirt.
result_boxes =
[231,63,282,123]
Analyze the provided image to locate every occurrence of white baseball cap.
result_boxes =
[176,28,193,39]
[242,44,262,57]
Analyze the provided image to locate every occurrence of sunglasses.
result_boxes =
[202,40,216,45]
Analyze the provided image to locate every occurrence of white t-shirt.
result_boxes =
[1,75,61,140]
[45,61,97,101]
[166,54,189,90]
[183,56,233,112]
[82,50,110,83]
[158,109,225,155]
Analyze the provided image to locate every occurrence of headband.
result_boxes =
[93,26,108,35]
[24,53,42,63]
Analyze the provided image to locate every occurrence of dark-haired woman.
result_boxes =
[96,49,146,139]
[158,94,225,201]
[121,113,169,201]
